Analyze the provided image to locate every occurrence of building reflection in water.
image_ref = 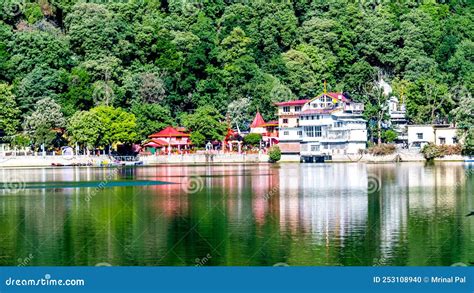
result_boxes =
[0,162,471,266]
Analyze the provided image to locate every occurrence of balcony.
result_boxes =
[344,103,364,113]
[323,129,349,141]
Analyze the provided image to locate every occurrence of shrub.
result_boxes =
[268,145,281,163]
[367,144,396,156]
[421,143,462,160]
[244,133,262,146]
[382,129,398,143]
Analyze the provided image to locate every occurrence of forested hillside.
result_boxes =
[0,0,472,148]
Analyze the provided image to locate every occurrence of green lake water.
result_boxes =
[0,162,472,266]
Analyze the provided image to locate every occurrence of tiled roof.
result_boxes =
[250,112,266,128]
[149,126,190,138]
[275,99,310,106]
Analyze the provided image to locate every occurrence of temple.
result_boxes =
[250,111,279,147]
[144,126,192,154]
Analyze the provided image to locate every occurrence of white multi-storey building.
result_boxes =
[276,92,367,162]
[274,99,309,157]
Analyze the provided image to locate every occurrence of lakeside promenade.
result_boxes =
[0,152,468,167]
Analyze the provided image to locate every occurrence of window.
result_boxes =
[295,106,302,112]
[453,137,458,144]
[439,137,446,145]
[283,118,288,124]
[311,145,320,152]
[283,131,289,136]
[316,115,320,120]
[334,121,343,128]
[416,133,423,140]
[283,106,290,112]
[315,126,322,137]
[297,131,302,137]
[304,126,322,138]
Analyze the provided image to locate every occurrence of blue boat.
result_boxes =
[465,156,474,163]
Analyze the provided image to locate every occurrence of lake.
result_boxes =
[0,162,472,266]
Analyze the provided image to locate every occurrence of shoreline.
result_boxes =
[0,153,470,168]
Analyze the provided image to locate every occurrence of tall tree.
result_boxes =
[67,110,103,149]
[181,105,227,146]
[0,83,20,137]
[23,97,66,147]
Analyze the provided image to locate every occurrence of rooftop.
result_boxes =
[275,99,310,106]
[250,112,266,128]
[149,126,190,138]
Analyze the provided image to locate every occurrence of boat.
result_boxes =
[51,162,93,167]
[100,156,144,167]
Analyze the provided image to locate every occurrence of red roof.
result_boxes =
[250,112,266,128]
[275,99,310,106]
[149,126,190,138]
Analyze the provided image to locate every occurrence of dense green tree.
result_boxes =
[451,90,474,155]
[362,82,390,145]
[281,49,319,98]
[130,103,173,140]
[243,133,262,146]
[0,0,472,151]
[67,110,103,149]
[58,67,94,117]
[182,105,227,146]
[6,22,72,79]
[0,83,20,137]
[65,3,132,59]
[23,97,66,147]
[91,106,138,146]
[405,78,453,124]
[15,66,63,113]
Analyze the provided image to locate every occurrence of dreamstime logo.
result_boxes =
[3,0,24,17]
[451,262,468,267]
[2,176,26,194]
[95,262,112,267]
[181,0,203,15]
[92,81,115,106]
[181,176,204,194]
[195,253,212,267]
[367,174,381,193]
[270,82,293,103]
[17,253,34,267]
[85,166,123,202]
[262,185,279,200]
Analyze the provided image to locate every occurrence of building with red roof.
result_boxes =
[145,126,192,154]
[276,92,366,161]
[249,112,279,146]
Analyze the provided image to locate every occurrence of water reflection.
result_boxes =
[0,163,472,266]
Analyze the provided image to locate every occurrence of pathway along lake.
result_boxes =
[0,162,472,266]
